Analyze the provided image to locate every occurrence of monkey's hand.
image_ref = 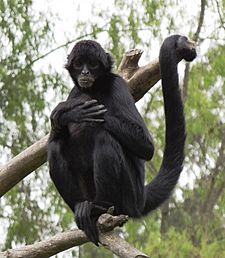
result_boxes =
[50,99,107,130]
[74,201,110,246]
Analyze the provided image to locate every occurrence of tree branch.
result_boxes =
[26,23,111,68]
[215,0,225,30]
[118,49,160,101]
[0,135,49,197]
[0,214,149,258]
[201,130,225,215]
[182,0,206,101]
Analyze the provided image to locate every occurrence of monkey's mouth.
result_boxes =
[78,77,95,88]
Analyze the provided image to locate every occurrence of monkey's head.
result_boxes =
[65,40,114,89]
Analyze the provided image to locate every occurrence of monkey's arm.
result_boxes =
[103,76,154,161]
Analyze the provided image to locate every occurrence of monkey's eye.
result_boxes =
[88,61,99,70]
[73,60,83,70]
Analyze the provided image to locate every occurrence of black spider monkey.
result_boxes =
[48,35,196,245]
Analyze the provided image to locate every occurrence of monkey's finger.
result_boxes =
[93,204,108,212]
[91,204,107,217]
[80,202,95,243]
[75,202,85,230]
[79,201,89,230]
[92,227,99,246]
[81,99,98,108]
[75,212,82,229]
[93,200,113,207]
[86,226,99,246]
[82,118,105,123]
[85,206,99,246]
[85,109,107,117]
[79,202,87,230]
[86,203,99,245]
[84,104,106,113]
[89,218,99,246]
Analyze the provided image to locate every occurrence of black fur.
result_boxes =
[48,36,196,245]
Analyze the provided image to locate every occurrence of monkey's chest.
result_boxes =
[68,122,100,139]
[65,123,101,171]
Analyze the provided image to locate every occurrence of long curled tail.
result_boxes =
[142,35,197,215]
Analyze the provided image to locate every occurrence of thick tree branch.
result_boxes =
[118,49,160,101]
[129,58,160,101]
[0,214,149,258]
[0,135,49,197]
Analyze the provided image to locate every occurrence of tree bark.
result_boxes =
[0,214,150,258]
[0,135,49,197]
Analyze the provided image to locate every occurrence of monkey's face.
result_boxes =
[65,40,114,88]
[72,57,103,89]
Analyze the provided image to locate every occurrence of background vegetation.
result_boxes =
[0,0,224,257]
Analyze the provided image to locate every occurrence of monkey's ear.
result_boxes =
[65,46,76,70]
[64,55,70,70]
[106,53,114,72]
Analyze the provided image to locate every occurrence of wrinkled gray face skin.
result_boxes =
[72,57,102,89]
